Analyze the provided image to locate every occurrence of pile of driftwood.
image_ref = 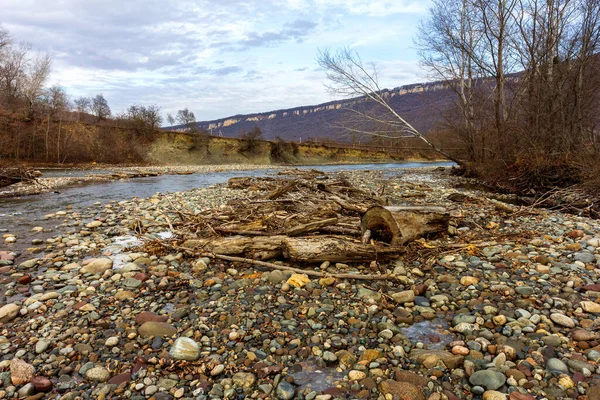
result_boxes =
[160,170,450,273]
[0,166,41,189]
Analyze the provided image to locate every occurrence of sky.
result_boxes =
[2,0,430,122]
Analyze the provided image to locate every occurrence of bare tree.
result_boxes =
[126,104,163,136]
[22,53,52,118]
[74,96,91,122]
[176,108,197,132]
[41,85,69,161]
[316,48,461,163]
[416,0,483,161]
[166,113,175,127]
[0,25,11,51]
[0,42,29,111]
[91,94,111,121]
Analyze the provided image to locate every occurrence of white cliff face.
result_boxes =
[195,81,454,131]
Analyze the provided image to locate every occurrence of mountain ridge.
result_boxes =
[171,80,459,143]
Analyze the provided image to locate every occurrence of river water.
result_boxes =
[0,162,452,254]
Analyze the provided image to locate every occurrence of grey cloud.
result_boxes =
[239,19,317,48]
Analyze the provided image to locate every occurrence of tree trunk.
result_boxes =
[182,236,285,260]
[281,236,405,263]
[361,206,449,246]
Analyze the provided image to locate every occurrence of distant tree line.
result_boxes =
[0,24,200,163]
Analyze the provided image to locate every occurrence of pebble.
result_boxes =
[169,337,200,361]
[469,370,507,390]
[85,366,110,382]
[550,312,576,328]
[275,381,296,400]
[0,167,599,400]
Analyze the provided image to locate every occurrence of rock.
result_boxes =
[105,336,119,347]
[80,258,113,274]
[357,286,381,302]
[391,290,415,304]
[16,383,35,397]
[108,372,131,386]
[169,337,200,361]
[138,322,177,338]
[546,358,569,374]
[265,270,287,284]
[85,220,103,228]
[322,351,337,362]
[588,385,600,400]
[114,290,136,300]
[550,313,575,328]
[509,393,536,400]
[558,375,575,389]
[580,301,600,313]
[275,381,295,400]
[483,391,507,400]
[394,370,427,388]
[232,372,256,389]
[409,349,464,369]
[571,329,598,341]
[460,276,479,286]
[10,358,35,385]
[35,339,51,354]
[348,370,367,380]
[18,259,37,269]
[515,286,534,296]
[286,273,310,288]
[379,380,425,400]
[31,376,52,392]
[85,366,110,382]
[0,303,20,323]
[135,311,168,325]
[469,370,506,390]
[210,364,225,376]
[574,252,596,264]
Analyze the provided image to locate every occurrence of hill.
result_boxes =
[172,81,458,143]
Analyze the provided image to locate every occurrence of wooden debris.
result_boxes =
[0,166,41,188]
[361,206,449,246]
[154,170,451,272]
[282,236,405,263]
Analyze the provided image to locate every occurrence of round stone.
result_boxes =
[469,370,506,390]
[169,337,200,361]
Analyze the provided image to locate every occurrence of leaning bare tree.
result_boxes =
[316,48,462,165]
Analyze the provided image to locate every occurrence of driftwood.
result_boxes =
[146,171,452,272]
[183,234,405,263]
[361,206,449,246]
[183,236,286,260]
[0,167,41,188]
[282,236,405,262]
[166,242,396,281]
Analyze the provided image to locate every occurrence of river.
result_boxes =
[0,161,453,254]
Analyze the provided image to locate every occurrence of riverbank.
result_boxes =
[0,165,280,199]
[1,167,599,400]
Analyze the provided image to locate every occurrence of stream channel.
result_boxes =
[0,162,453,247]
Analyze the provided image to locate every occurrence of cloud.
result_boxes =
[2,0,427,120]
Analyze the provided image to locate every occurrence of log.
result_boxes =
[183,236,285,260]
[284,217,338,236]
[361,206,449,246]
[265,180,297,200]
[282,235,405,263]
